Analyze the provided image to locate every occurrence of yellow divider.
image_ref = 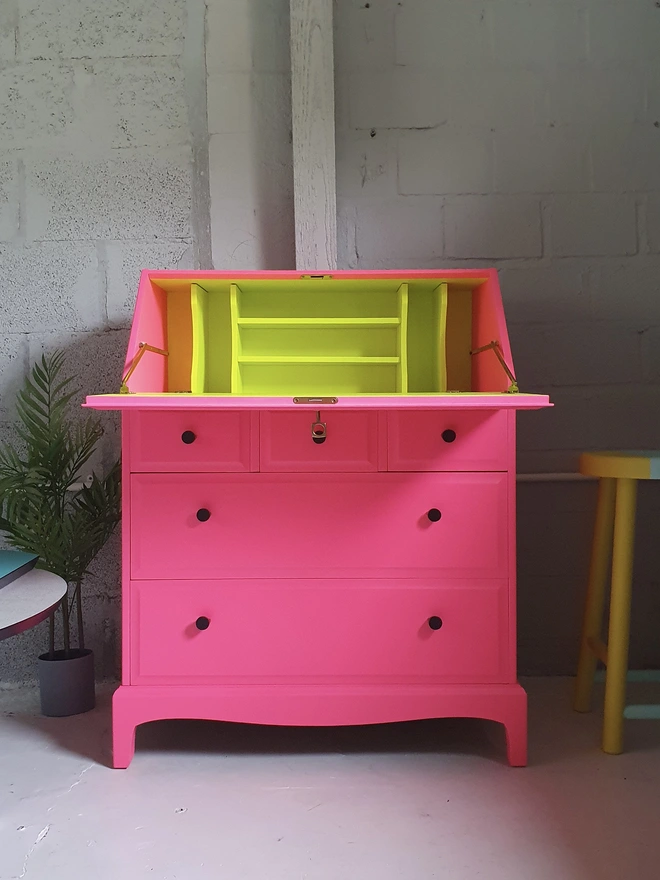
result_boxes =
[397,283,409,393]
[435,282,448,392]
[190,283,208,394]
[229,283,242,393]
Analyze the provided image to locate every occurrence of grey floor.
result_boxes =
[1,678,659,880]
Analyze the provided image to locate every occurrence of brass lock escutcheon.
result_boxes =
[311,411,327,444]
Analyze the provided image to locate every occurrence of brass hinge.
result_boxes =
[470,340,519,393]
[120,343,169,394]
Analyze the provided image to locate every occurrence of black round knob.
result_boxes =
[181,430,196,444]
[441,429,456,443]
[427,508,442,522]
[196,508,211,522]
[428,616,443,631]
[195,616,210,631]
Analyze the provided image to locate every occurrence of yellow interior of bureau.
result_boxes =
[155,277,477,395]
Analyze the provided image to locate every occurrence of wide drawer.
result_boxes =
[127,410,257,472]
[260,410,383,472]
[130,472,508,579]
[130,579,509,685]
[387,410,509,471]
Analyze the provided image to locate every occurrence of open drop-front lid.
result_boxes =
[85,269,551,412]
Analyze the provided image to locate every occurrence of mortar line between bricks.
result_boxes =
[21,238,192,243]
[21,53,183,62]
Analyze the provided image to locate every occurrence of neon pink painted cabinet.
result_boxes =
[86,269,550,767]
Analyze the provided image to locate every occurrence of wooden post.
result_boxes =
[290,0,338,271]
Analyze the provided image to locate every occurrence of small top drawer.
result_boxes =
[127,410,257,472]
[387,410,509,472]
[260,410,383,472]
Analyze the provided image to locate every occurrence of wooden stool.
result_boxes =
[574,451,660,753]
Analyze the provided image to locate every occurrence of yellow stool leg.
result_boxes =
[574,477,616,712]
[602,478,638,755]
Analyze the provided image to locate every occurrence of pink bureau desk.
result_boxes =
[86,269,551,768]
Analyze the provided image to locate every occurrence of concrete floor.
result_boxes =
[1,679,659,880]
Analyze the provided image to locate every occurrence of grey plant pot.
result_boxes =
[37,648,96,717]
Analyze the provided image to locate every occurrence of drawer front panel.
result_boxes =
[388,410,508,472]
[260,410,381,472]
[128,410,256,472]
[130,579,508,685]
[130,472,508,579]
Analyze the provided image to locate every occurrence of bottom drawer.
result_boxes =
[130,580,509,685]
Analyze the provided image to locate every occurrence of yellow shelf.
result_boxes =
[237,356,400,365]
[237,318,400,328]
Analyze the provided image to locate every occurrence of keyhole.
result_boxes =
[312,411,327,444]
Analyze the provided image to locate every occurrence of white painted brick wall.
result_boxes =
[646,195,660,252]
[591,125,660,193]
[550,194,638,257]
[399,129,493,196]
[0,0,206,683]
[0,2,17,61]
[487,0,588,67]
[445,195,543,259]
[354,197,443,265]
[0,159,19,239]
[494,127,590,194]
[335,129,397,199]
[1,242,102,331]
[395,0,490,68]
[206,0,290,74]
[19,0,186,59]
[334,0,395,71]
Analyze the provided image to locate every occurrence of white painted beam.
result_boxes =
[290,0,338,271]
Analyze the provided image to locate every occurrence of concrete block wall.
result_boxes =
[0,0,210,683]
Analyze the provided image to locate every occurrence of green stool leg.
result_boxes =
[603,478,638,755]
[574,477,616,713]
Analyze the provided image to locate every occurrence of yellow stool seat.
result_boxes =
[574,450,660,753]
[580,450,660,481]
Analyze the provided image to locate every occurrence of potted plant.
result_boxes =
[0,351,120,716]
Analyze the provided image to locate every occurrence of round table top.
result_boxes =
[0,569,67,640]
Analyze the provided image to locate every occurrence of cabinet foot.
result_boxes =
[503,717,528,767]
[112,687,137,769]
[501,687,528,766]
